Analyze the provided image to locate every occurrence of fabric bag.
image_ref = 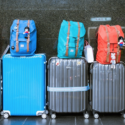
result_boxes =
[84,40,94,63]
[96,25,124,64]
[10,20,37,56]
[57,20,86,58]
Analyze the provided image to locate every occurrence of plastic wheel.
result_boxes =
[4,113,9,119]
[94,113,99,119]
[84,113,89,119]
[41,114,47,119]
[51,114,56,119]
[123,114,125,118]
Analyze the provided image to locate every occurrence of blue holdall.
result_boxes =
[10,20,37,56]
[57,20,86,58]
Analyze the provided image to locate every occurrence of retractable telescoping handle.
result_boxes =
[1,45,10,59]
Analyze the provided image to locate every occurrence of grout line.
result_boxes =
[75,117,77,125]
[22,117,28,125]
[49,119,51,125]
[99,118,103,125]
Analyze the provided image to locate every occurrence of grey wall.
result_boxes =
[0,0,125,61]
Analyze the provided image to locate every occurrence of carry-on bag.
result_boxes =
[2,54,47,119]
[84,40,94,63]
[47,57,89,119]
[10,20,37,56]
[57,20,86,58]
[90,62,125,119]
[96,25,124,65]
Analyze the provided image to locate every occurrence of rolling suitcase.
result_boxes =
[47,57,89,119]
[2,54,47,118]
[0,59,2,112]
[90,62,125,119]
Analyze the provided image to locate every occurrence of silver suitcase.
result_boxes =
[90,62,125,119]
[48,57,89,119]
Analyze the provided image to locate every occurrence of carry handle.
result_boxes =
[1,45,10,58]
[27,20,30,52]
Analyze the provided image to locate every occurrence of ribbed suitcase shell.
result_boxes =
[90,62,125,113]
[0,59,1,111]
[3,54,46,116]
[48,57,88,113]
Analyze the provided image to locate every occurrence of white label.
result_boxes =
[20,44,24,47]
[70,49,74,52]
[90,17,111,22]
[14,26,17,29]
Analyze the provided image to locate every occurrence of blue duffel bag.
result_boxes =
[57,20,86,58]
[10,20,37,56]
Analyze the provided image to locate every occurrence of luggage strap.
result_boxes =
[114,26,120,63]
[47,84,90,92]
[104,26,110,62]
[75,22,81,57]
[65,21,71,56]
[16,19,19,52]
[27,20,30,52]
[16,20,30,53]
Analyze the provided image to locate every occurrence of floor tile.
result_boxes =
[100,113,125,125]
[50,114,75,125]
[76,115,102,125]
[0,116,27,125]
[23,116,50,125]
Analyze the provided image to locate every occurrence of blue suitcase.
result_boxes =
[2,54,47,118]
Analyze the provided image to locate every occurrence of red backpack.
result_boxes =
[96,25,124,64]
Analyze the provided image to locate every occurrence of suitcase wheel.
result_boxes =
[51,114,56,119]
[3,113,9,119]
[84,113,89,119]
[41,113,47,119]
[122,114,125,119]
[94,113,99,119]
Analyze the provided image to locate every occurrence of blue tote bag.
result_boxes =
[57,20,86,58]
[10,20,37,56]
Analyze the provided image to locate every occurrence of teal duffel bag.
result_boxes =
[57,20,86,58]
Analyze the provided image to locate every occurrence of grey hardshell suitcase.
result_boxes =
[90,62,125,119]
[47,57,89,119]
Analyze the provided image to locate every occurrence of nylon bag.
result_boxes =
[57,20,86,58]
[10,20,37,56]
[96,25,124,64]
[84,41,94,63]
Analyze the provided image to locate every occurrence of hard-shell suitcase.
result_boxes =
[90,62,125,119]
[0,59,2,111]
[47,57,89,119]
[2,54,47,118]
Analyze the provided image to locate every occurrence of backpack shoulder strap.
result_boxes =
[27,20,30,52]
[16,19,19,52]
[75,22,80,57]
[65,21,70,56]
[104,25,110,62]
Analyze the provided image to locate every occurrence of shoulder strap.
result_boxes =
[27,20,30,52]
[16,19,19,52]
[65,21,70,56]
[104,25,110,62]
[75,22,80,57]
[114,26,120,63]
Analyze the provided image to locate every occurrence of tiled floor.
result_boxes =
[0,113,125,125]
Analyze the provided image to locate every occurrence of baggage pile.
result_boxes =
[0,19,125,119]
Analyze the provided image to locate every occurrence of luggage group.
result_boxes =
[0,19,125,119]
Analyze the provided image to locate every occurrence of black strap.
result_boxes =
[53,40,58,50]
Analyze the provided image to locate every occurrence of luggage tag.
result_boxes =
[110,53,116,69]
[118,36,125,50]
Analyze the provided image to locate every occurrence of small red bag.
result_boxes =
[96,25,124,64]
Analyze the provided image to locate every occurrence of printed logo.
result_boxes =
[14,26,17,29]
[56,61,60,66]
[70,49,74,52]
[20,44,24,47]
[77,61,81,65]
